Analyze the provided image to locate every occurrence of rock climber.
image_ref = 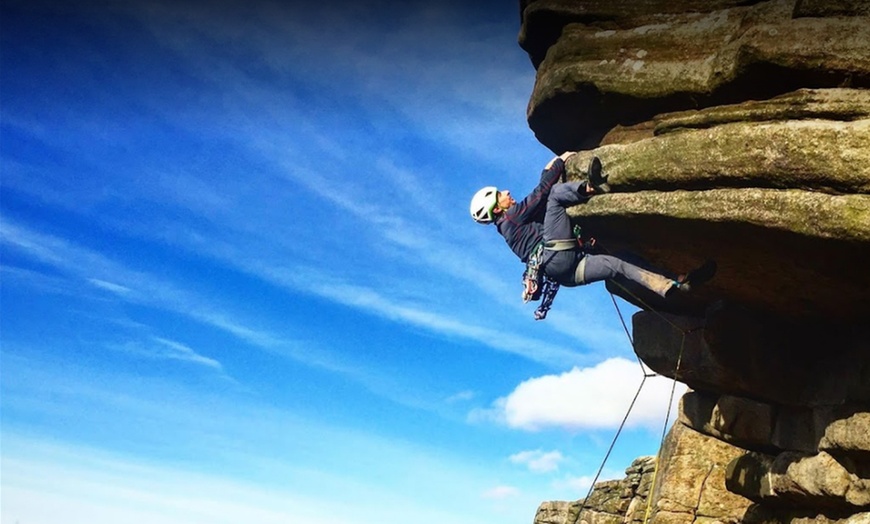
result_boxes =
[469,152,716,311]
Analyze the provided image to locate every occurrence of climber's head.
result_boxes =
[470,186,498,224]
[470,187,515,224]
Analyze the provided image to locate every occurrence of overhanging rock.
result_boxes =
[520,2,870,522]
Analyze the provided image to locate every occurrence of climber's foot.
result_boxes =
[673,260,718,293]
[587,156,610,193]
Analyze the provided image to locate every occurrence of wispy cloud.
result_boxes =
[1,217,593,430]
[88,278,132,294]
[302,278,585,366]
[119,337,224,371]
[2,220,286,351]
[2,0,632,366]
[0,265,82,297]
[1,346,536,524]
[99,1,552,298]
[1,435,498,524]
[0,5,668,524]
[63,210,590,368]
[121,0,540,171]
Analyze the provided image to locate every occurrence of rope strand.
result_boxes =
[573,279,692,524]
[572,373,648,524]
[642,332,687,524]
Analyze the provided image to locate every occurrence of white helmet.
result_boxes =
[470,186,498,224]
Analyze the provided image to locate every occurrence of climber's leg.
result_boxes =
[543,181,587,243]
[576,254,675,297]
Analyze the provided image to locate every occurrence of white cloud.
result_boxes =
[509,450,564,473]
[481,486,520,500]
[485,358,687,431]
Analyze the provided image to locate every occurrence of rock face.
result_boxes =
[560,91,870,323]
[630,307,870,520]
[533,457,656,524]
[521,1,870,523]
[520,0,870,324]
[522,0,870,151]
[647,422,753,523]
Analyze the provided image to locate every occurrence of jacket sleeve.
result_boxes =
[508,158,565,224]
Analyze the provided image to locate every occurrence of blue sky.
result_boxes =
[0,1,686,523]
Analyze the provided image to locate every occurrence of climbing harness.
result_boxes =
[522,225,596,320]
[570,276,699,524]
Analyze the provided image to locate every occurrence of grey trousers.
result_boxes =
[575,254,674,298]
[542,182,675,298]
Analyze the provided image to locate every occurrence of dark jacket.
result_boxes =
[494,158,564,262]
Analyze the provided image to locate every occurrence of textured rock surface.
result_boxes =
[533,457,655,524]
[631,305,870,408]
[678,391,777,453]
[820,412,870,458]
[559,92,870,322]
[520,1,870,323]
[520,1,870,523]
[633,308,870,408]
[535,501,577,524]
[629,307,870,519]
[523,0,870,150]
[649,422,753,523]
[727,451,870,509]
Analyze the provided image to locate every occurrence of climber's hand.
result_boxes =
[545,151,577,170]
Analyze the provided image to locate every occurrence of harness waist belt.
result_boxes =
[543,239,578,251]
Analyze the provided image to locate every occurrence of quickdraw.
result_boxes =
[534,278,560,320]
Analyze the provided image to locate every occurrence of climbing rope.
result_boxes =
[642,331,687,524]
[571,277,694,524]
[576,369,651,518]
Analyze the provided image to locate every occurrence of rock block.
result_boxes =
[650,422,752,521]
[680,390,776,452]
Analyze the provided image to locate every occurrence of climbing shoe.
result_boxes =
[587,156,610,194]
[674,260,718,293]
